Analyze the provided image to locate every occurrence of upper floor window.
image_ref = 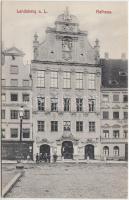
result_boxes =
[11,110,18,119]
[103,130,109,138]
[88,74,95,89]
[103,94,109,102]
[123,95,128,103]
[11,93,18,101]
[51,98,58,112]
[2,93,6,101]
[89,121,95,132]
[124,130,128,138]
[23,94,30,102]
[64,98,70,112]
[76,98,83,112]
[124,112,128,119]
[37,71,45,87]
[1,129,5,138]
[63,72,71,88]
[76,121,83,132]
[51,121,58,132]
[23,110,30,120]
[113,112,119,119]
[113,130,119,138]
[2,79,6,86]
[103,111,109,119]
[64,121,71,131]
[76,72,83,89]
[11,79,18,87]
[23,128,30,138]
[37,97,45,111]
[50,71,58,88]
[88,99,95,112]
[11,55,15,60]
[10,65,18,74]
[113,94,119,102]
[10,128,18,138]
[23,80,29,87]
[38,121,44,132]
[1,110,5,119]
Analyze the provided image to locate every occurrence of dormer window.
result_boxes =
[119,71,127,76]
[62,37,72,52]
[109,80,118,85]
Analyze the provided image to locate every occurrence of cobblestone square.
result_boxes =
[5,163,128,198]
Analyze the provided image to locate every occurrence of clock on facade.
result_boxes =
[63,24,73,32]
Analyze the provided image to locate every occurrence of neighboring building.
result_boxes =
[1,47,33,160]
[100,57,128,160]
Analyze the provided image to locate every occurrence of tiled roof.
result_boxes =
[100,59,128,88]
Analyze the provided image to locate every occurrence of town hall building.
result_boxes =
[1,8,128,161]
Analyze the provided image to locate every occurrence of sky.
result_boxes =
[2,1,128,63]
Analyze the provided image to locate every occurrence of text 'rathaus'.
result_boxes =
[1,8,128,161]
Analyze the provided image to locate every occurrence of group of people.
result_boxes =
[36,153,58,163]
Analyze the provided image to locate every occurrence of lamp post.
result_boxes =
[16,106,24,169]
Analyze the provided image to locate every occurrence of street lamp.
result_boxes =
[16,106,24,169]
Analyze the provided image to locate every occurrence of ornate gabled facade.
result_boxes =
[31,7,101,161]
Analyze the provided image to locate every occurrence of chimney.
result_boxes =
[104,52,109,60]
[121,53,126,60]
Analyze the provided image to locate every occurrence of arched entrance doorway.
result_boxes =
[85,144,94,159]
[40,144,50,157]
[61,141,73,159]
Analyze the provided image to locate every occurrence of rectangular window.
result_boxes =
[11,128,18,138]
[76,72,83,89]
[64,121,71,131]
[37,71,45,87]
[11,79,18,87]
[103,111,109,119]
[88,99,95,112]
[64,98,70,112]
[23,94,30,102]
[50,71,58,88]
[123,95,128,102]
[51,121,58,132]
[23,128,30,138]
[11,110,18,119]
[1,129,5,138]
[23,80,29,87]
[103,94,109,102]
[76,98,83,112]
[2,93,6,101]
[10,65,18,74]
[51,98,58,112]
[124,130,128,138]
[38,121,44,132]
[76,121,83,132]
[11,94,18,101]
[63,72,71,88]
[113,130,119,138]
[103,130,109,138]
[113,94,119,102]
[23,110,30,119]
[124,112,128,119]
[88,74,95,89]
[89,122,95,132]
[37,97,45,111]
[2,79,6,86]
[1,110,5,119]
[113,112,119,119]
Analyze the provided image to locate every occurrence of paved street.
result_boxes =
[5,163,128,198]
